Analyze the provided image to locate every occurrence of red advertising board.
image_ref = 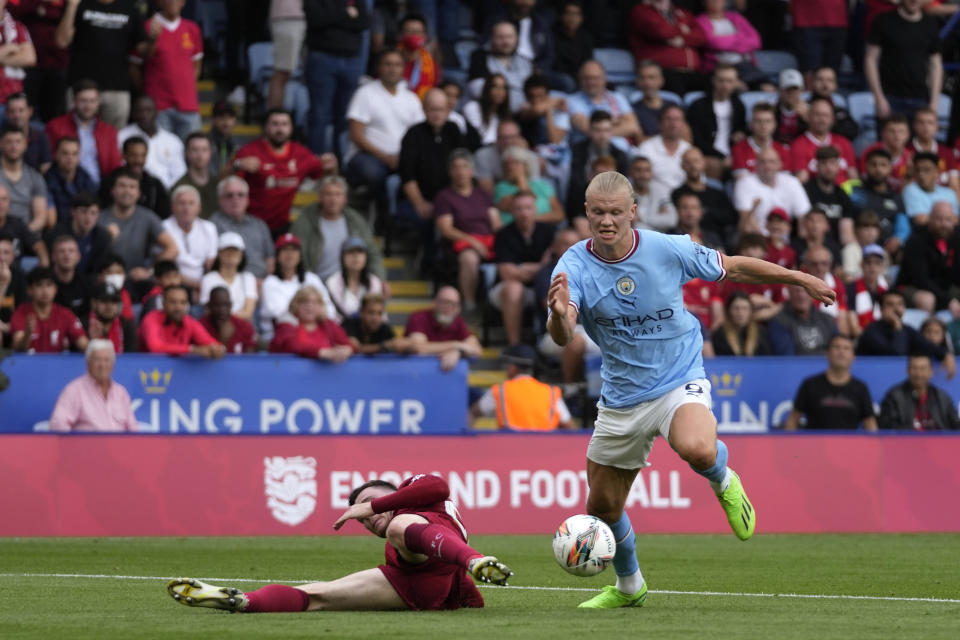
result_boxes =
[2,434,959,536]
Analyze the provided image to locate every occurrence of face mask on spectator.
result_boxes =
[401,35,426,51]
[104,274,125,290]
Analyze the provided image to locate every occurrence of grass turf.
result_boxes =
[1,534,959,639]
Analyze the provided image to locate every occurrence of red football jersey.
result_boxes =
[135,17,203,112]
[732,137,792,175]
[792,0,848,28]
[235,139,326,231]
[859,142,913,193]
[10,302,86,353]
[766,241,797,269]
[683,278,722,328]
[908,139,956,187]
[791,132,857,184]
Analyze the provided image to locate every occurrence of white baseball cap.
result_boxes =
[779,69,803,90]
[218,231,246,251]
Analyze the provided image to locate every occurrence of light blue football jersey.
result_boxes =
[552,229,726,408]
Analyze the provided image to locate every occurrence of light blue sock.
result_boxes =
[692,439,729,487]
[609,511,639,578]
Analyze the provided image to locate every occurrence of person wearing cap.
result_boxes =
[774,69,808,146]
[865,0,942,121]
[765,207,796,270]
[804,145,856,243]
[200,232,258,321]
[200,286,258,354]
[99,167,178,295]
[117,95,187,191]
[289,175,384,282]
[840,210,883,280]
[470,343,574,430]
[139,283,224,357]
[733,146,810,233]
[845,241,889,335]
[260,231,335,339]
[83,281,137,353]
[231,108,338,235]
[162,184,218,292]
[209,101,237,176]
[324,235,387,321]
[173,133,218,219]
[791,96,858,186]
[49,339,138,433]
[210,176,275,280]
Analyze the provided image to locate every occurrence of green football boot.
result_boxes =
[717,468,756,541]
[578,583,648,609]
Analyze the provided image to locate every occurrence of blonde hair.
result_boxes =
[585,170,633,202]
[288,285,326,319]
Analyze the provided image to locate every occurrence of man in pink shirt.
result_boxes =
[49,339,138,432]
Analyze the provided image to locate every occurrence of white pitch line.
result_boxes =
[1,572,958,605]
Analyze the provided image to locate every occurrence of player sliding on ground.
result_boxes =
[548,171,836,609]
[167,474,513,612]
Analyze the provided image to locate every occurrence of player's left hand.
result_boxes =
[802,273,836,306]
[333,502,375,530]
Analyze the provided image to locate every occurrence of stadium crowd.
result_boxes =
[2,0,960,432]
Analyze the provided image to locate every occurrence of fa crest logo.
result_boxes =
[616,276,636,296]
[264,456,317,526]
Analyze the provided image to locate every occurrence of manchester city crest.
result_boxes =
[616,276,635,296]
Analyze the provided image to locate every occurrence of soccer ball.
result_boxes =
[552,514,616,577]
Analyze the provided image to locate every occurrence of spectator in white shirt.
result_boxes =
[734,146,811,233]
[633,104,692,192]
[325,236,386,321]
[200,231,258,321]
[161,184,217,292]
[344,50,424,203]
[117,95,186,190]
[629,155,674,231]
[259,232,335,339]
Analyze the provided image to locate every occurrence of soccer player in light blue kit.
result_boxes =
[547,172,836,609]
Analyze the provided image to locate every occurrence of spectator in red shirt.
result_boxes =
[909,108,959,192]
[732,103,791,179]
[269,285,353,362]
[791,96,858,185]
[231,108,338,235]
[628,0,707,95]
[130,0,203,140]
[46,79,123,188]
[774,69,808,145]
[802,244,853,336]
[765,208,797,269]
[790,0,848,83]
[200,286,257,354]
[405,285,482,372]
[138,283,224,357]
[721,233,782,321]
[0,4,36,104]
[859,114,913,193]
[8,0,68,121]
[10,265,88,352]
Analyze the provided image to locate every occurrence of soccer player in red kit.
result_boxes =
[231,108,338,235]
[167,474,513,612]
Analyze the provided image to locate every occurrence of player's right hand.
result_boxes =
[333,502,375,530]
[802,273,836,306]
[548,272,570,317]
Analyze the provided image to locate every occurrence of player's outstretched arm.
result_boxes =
[723,255,837,305]
[547,273,578,346]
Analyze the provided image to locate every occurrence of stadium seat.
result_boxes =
[593,48,635,85]
[802,92,848,110]
[938,95,952,142]
[247,42,275,92]
[196,0,228,70]
[739,91,777,121]
[753,50,799,82]
[847,92,877,153]
[683,91,705,107]
[901,308,930,331]
[454,39,477,71]
[624,89,682,106]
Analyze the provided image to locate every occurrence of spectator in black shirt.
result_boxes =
[551,1,593,93]
[45,136,96,226]
[209,101,237,176]
[565,110,629,223]
[668,191,724,251]
[0,233,27,346]
[896,201,960,313]
[866,0,943,120]
[99,137,170,219]
[768,283,838,355]
[45,191,110,274]
[857,290,957,378]
[83,280,137,354]
[783,334,878,431]
[686,63,747,180]
[491,190,555,346]
[809,67,859,142]
[671,147,737,248]
[848,147,908,253]
[50,234,93,319]
[805,146,855,243]
[2,93,51,174]
[342,293,413,355]
[0,183,47,268]
[879,354,960,431]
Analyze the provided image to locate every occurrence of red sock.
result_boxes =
[403,523,482,568]
[243,584,310,613]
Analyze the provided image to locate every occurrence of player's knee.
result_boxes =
[675,436,716,469]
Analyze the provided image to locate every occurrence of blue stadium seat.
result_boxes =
[802,92,848,110]
[593,48,635,85]
[739,91,777,121]
[753,50,799,82]
[247,42,275,92]
[847,92,877,153]
[683,90,705,107]
[624,88,682,106]
[938,95,952,142]
[454,39,477,71]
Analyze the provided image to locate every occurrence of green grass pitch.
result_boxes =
[1,534,959,639]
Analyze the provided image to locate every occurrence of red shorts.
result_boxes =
[452,234,494,260]
[378,512,484,611]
